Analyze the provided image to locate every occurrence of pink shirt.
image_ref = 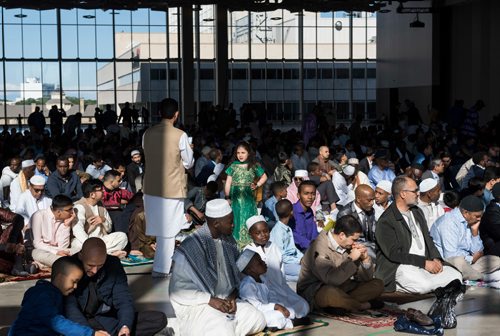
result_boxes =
[30,208,71,254]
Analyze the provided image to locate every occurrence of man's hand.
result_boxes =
[472,251,484,264]
[209,297,231,313]
[432,258,443,273]
[353,243,369,262]
[118,326,130,336]
[63,210,76,227]
[348,247,362,262]
[425,260,441,274]
[56,250,70,257]
[470,221,481,236]
[274,304,290,318]
[94,331,110,336]
[89,215,104,226]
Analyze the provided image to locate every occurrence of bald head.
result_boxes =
[319,146,330,160]
[79,238,107,277]
[355,184,375,212]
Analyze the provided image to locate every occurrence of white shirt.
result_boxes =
[332,171,353,206]
[72,201,113,245]
[85,164,112,179]
[418,199,445,230]
[15,190,52,225]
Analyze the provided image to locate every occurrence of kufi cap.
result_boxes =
[347,158,359,165]
[492,183,500,200]
[21,159,35,168]
[130,150,141,157]
[201,146,211,155]
[294,170,308,178]
[207,174,217,183]
[419,178,438,193]
[460,195,484,212]
[29,175,46,186]
[205,199,232,218]
[246,215,267,230]
[342,165,355,176]
[237,249,257,272]
[376,180,392,194]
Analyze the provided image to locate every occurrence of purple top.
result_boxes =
[290,201,318,251]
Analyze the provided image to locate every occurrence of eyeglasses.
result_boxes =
[32,188,44,193]
[403,189,419,194]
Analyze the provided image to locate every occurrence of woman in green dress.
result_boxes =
[224,142,267,247]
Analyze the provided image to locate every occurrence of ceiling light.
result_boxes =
[335,21,342,31]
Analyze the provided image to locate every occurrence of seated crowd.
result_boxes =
[2,97,500,335]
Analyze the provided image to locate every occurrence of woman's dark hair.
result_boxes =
[231,141,257,169]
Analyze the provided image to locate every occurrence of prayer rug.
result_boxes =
[253,319,329,336]
[464,280,500,289]
[0,270,51,285]
[315,306,405,328]
[121,254,154,267]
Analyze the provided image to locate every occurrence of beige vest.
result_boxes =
[143,120,187,198]
[74,198,106,234]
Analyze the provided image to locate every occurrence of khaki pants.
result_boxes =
[446,255,500,280]
[315,278,384,311]
[32,246,81,268]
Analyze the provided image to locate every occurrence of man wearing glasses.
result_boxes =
[29,194,79,268]
[375,176,462,294]
[15,175,52,226]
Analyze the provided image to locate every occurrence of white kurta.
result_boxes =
[417,199,445,230]
[239,275,294,329]
[245,242,309,318]
[15,190,52,225]
[332,171,354,206]
[169,249,266,336]
[72,202,127,253]
[396,211,462,294]
[8,176,23,212]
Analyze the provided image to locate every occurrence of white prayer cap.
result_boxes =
[201,146,211,155]
[29,175,46,186]
[237,249,257,272]
[294,170,308,178]
[347,158,359,165]
[419,178,438,193]
[207,174,218,183]
[342,165,355,176]
[205,199,232,218]
[246,215,267,230]
[376,180,392,194]
[130,150,141,157]
[21,159,35,168]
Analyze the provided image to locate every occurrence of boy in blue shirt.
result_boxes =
[9,256,109,336]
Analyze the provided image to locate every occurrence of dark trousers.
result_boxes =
[88,311,167,336]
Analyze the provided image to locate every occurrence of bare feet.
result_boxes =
[129,250,143,256]
[111,250,128,259]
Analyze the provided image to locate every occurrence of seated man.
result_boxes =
[0,156,21,202]
[72,179,128,257]
[480,183,500,256]
[15,175,52,226]
[261,181,287,229]
[431,195,500,281]
[101,170,134,233]
[9,256,109,336]
[128,192,156,259]
[417,178,444,229]
[373,180,392,221]
[169,199,266,336]
[297,215,384,313]
[184,181,219,226]
[9,159,36,212]
[30,195,80,268]
[368,150,396,189]
[85,154,112,180]
[286,170,321,212]
[270,199,303,281]
[337,184,377,259]
[66,238,167,336]
[290,181,320,251]
[375,176,462,294]
[307,162,339,212]
[46,156,83,202]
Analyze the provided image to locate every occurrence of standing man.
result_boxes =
[143,98,194,277]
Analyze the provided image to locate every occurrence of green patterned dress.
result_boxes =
[225,162,265,247]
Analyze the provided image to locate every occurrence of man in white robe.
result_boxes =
[15,175,52,226]
[169,199,266,336]
[417,178,445,230]
[142,98,194,277]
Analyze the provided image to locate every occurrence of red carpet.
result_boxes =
[315,306,404,328]
[0,270,51,284]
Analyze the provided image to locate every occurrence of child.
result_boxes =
[272,152,292,186]
[244,215,309,319]
[9,256,109,336]
[238,249,296,330]
[269,199,303,281]
[224,141,268,247]
[261,181,287,229]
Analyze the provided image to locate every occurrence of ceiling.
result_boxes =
[0,0,414,13]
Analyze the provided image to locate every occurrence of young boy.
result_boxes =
[261,181,287,229]
[9,257,109,336]
[269,199,303,281]
[244,215,309,319]
[238,249,296,330]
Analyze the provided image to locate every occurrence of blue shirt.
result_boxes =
[430,207,484,263]
[261,196,279,227]
[290,201,318,251]
[367,166,396,189]
[483,188,494,205]
[270,220,304,264]
[35,169,49,181]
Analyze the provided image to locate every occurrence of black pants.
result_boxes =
[88,311,167,336]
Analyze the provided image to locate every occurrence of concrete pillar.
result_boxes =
[215,5,228,108]
[181,5,195,125]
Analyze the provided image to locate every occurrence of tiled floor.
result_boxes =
[1,267,499,336]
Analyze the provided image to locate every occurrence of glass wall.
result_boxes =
[0,5,376,126]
